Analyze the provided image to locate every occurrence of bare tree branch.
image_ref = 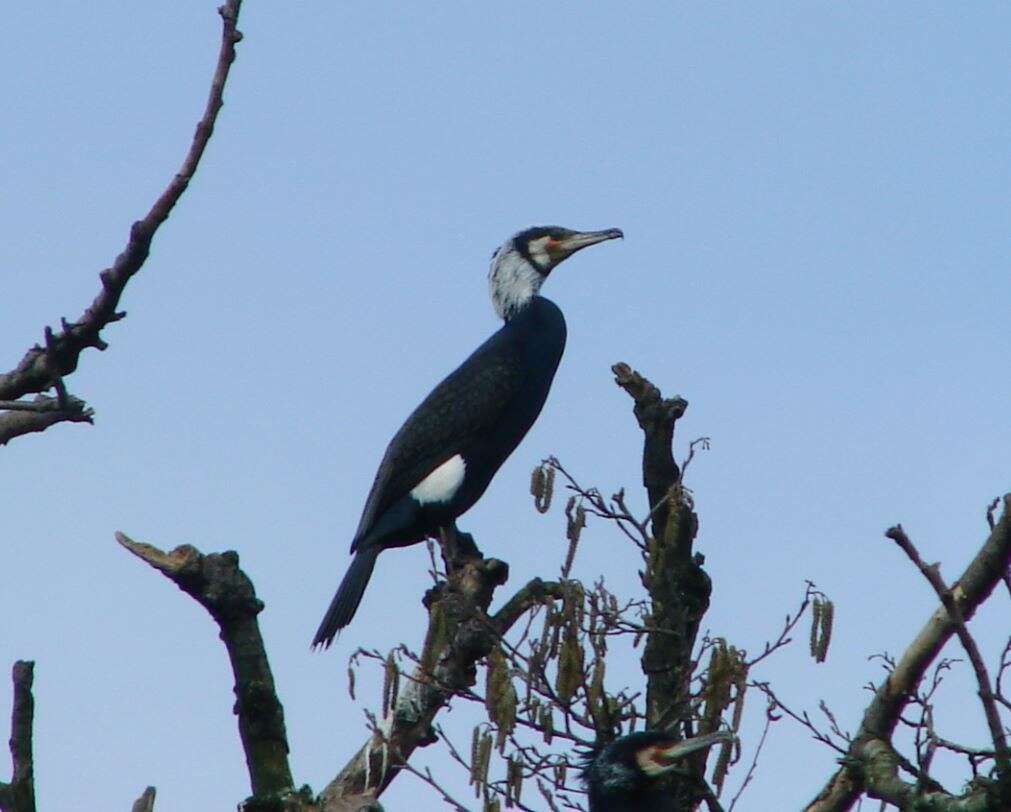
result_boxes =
[610,362,687,539]
[0,661,36,812]
[886,524,1011,777]
[0,0,245,437]
[0,395,93,446]
[491,578,565,635]
[856,738,994,811]
[116,533,296,806]
[611,362,712,810]
[806,495,1011,811]
[3,6,251,804]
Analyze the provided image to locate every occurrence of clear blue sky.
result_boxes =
[3,3,1010,809]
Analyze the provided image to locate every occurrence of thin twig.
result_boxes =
[751,681,847,755]
[679,437,711,480]
[995,638,1011,714]
[746,582,821,668]
[728,702,774,811]
[398,762,472,812]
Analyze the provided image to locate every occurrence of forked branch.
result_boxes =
[806,495,1011,811]
[0,0,245,445]
[886,524,1011,777]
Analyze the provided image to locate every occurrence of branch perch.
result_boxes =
[319,535,511,809]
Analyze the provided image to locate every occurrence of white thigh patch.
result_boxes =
[410,455,466,505]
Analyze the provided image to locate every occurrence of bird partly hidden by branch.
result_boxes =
[312,225,623,648]
[582,731,734,812]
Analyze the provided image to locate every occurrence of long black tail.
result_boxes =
[312,546,380,648]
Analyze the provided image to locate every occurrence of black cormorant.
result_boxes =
[582,731,732,812]
[312,225,623,647]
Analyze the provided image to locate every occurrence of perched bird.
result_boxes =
[582,731,733,812]
[312,225,623,647]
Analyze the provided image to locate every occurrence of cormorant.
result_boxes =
[582,731,732,812]
[312,225,623,647]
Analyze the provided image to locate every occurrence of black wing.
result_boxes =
[351,327,524,549]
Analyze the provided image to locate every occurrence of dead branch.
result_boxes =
[116,533,296,807]
[491,579,566,635]
[0,661,36,812]
[0,0,245,444]
[0,395,93,446]
[612,362,712,809]
[610,362,687,539]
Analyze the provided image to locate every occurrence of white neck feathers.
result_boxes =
[488,249,543,321]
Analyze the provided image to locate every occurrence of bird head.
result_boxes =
[581,731,733,811]
[488,225,623,320]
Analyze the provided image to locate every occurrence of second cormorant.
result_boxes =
[582,731,732,811]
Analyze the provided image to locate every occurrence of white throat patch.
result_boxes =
[488,247,544,320]
[410,454,466,505]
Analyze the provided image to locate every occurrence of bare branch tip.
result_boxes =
[131,786,156,812]
[116,532,198,575]
[884,524,909,546]
[12,660,34,683]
